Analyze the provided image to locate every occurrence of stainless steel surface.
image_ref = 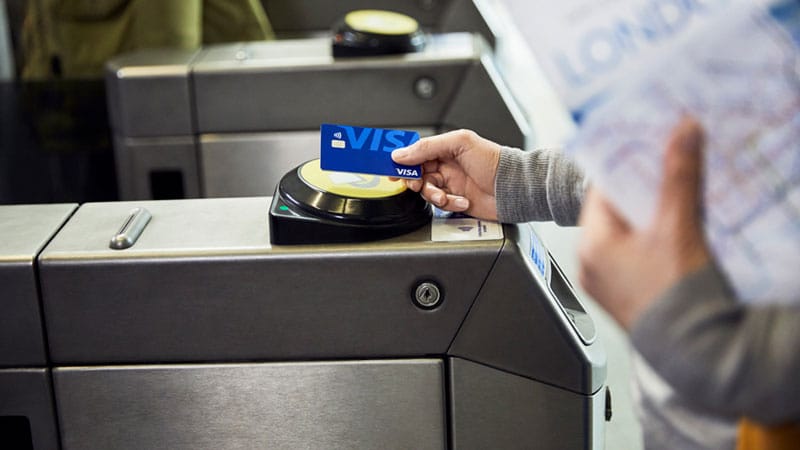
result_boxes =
[0,369,60,450]
[37,198,603,390]
[200,131,320,198]
[38,198,502,364]
[449,224,606,395]
[191,35,476,133]
[113,135,200,200]
[109,207,151,250]
[54,360,446,450]
[414,76,437,99]
[105,48,197,137]
[415,281,442,308]
[0,204,76,366]
[449,357,604,450]
[0,203,76,262]
[41,198,272,258]
[0,205,75,449]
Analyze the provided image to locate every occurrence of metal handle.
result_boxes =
[109,207,152,250]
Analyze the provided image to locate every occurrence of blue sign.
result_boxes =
[528,226,549,281]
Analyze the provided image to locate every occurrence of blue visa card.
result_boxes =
[319,124,422,179]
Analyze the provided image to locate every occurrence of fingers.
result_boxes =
[391,129,476,166]
[406,178,423,192]
[655,117,705,230]
[405,169,440,192]
[388,176,424,192]
[420,182,469,211]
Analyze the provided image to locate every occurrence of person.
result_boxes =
[391,129,584,225]
[391,119,800,449]
[21,0,274,79]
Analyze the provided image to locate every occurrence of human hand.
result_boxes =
[577,118,711,330]
[391,129,502,220]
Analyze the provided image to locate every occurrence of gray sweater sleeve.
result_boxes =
[631,263,800,425]
[494,146,586,225]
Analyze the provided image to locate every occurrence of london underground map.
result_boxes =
[568,0,800,304]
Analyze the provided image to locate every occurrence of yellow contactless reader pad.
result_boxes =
[332,9,425,57]
[344,10,420,36]
[300,159,407,199]
[269,159,431,245]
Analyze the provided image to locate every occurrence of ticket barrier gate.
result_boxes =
[0,204,75,449]
[105,31,529,200]
[0,168,607,449]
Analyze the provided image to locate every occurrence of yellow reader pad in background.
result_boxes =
[300,160,407,199]
[344,10,420,36]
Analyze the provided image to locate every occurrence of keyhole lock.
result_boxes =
[413,281,442,309]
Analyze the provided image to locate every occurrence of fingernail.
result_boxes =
[687,125,704,151]
[432,192,444,205]
[453,197,469,209]
[392,148,408,160]
[679,118,704,151]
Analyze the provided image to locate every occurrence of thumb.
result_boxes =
[655,117,705,229]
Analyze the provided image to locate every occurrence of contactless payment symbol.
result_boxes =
[331,131,346,149]
[320,123,422,179]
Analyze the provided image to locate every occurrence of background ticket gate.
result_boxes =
[106,30,529,200]
[0,190,607,449]
[262,0,500,46]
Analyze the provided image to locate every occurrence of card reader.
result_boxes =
[269,159,431,244]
